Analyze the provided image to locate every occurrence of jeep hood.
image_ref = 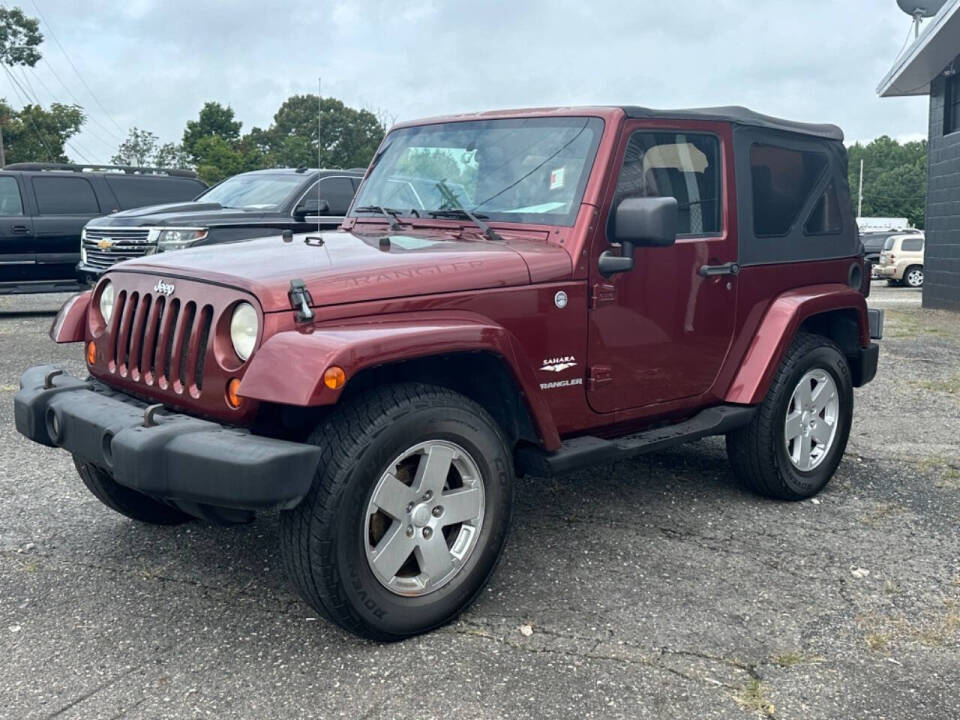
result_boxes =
[88,201,267,226]
[111,228,572,312]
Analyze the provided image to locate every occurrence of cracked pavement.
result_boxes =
[1,283,958,719]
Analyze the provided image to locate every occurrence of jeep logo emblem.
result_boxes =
[153,280,175,296]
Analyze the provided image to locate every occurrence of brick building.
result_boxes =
[879,0,960,310]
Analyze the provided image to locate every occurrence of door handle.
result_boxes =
[699,262,740,277]
[10,224,29,234]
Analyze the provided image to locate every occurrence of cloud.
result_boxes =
[18,0,928,163]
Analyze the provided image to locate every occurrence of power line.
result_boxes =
[18,64,116,151]
[28,0,125,134]
[37,57,123,143]
[8,63,98,162]
[1,63,56,161]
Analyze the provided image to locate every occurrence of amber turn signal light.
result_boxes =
[86,341,96,365]
[323,366,346,390]
[226,378,243,409]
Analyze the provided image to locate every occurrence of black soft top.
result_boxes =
[620,105,843,142]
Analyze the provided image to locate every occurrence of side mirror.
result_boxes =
[598,196,679,277]
[295,196,329,218]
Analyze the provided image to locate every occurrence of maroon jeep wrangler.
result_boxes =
[15,106,882,640]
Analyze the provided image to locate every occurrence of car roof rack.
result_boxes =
[1,162,198,178]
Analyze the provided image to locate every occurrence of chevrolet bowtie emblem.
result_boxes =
[97,238,113,250]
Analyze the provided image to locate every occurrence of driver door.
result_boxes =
[586,123,738,414]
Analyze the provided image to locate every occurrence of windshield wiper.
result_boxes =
[432,181,503,241]
[353,205,404,231]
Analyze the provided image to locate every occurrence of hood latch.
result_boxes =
[288,279,315,324]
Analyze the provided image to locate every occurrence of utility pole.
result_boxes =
[0,121,6,168]
[857,157,864,218]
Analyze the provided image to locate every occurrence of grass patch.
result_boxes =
[771,650,824,668]
[919,456,960,489]
[884,309,959,340]
[865,632,891,653]
[861,502,908,526]
[861,602,960,651]
[734,679,776,717]
[911,372,960,399]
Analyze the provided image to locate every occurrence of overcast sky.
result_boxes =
[10,0,932,164]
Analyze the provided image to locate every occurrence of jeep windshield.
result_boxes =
[197,174,304,210]
[351,116,604,227]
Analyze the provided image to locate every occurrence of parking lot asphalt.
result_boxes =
[0,282,957,719]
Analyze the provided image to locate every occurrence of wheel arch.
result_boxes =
[239,312,561,450]
[725,284,869,405]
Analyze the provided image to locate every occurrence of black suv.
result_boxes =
[78,167,364,280]
[0,163,206,294]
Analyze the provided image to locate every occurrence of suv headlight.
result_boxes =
[157,228,208,251]
[229,302,258,361]
[99,281,115,324]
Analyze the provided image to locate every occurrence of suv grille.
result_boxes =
[108,288,214,396]
[83,228,154,270]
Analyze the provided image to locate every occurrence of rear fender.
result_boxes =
[725,284,869,405]
[49,291,91,344]
[239,311,561,449]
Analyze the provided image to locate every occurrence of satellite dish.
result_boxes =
[897,0,947,18]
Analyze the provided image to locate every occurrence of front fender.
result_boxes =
[725,284,869,405]
[49,291,91,343]
[239,311,561,449]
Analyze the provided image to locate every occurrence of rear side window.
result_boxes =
[315,176,356,215]
[105,176,203,210]
[883,236,897,251]
[901,237,923,252]
[33,177,100,215]
[803,182,842,235]
[0,176,23,215]
[611,132,722,236]
[750,145,828,236]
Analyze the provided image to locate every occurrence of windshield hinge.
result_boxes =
[589,282,617,309]
[288,279,315,324]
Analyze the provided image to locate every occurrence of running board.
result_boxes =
[516,405,756,476]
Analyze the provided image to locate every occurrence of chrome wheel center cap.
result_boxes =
[411,503,432,528]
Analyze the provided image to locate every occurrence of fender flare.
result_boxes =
[50,291,91,344]
[725,284,869,405]
[239,310,561,449]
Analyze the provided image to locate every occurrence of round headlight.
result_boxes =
[230,302,259,362]
[99,281,115,324]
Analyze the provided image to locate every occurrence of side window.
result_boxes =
[611,132,722,236]
[0,176,24,215]
[901,237,924,252]
[106,176,204,210]
[315,177,356,215]
[803,182,842,235]
[33,177,100,215]
[750,145,828,236]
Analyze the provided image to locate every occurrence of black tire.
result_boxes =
[73,457,192,525]
[726,332,853,500]
[904,265,924,288]
[279,383,514,641]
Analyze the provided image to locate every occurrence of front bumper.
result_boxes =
[14,365,321,511]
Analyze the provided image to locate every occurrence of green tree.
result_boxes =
[192,135,262,184]
[0,7,42,67]
[182,101,242,163]
[111,127,158,166]
[0,100,84,163]
[153,141,190,169]
[253,95,384,169]
[847,136,928,228]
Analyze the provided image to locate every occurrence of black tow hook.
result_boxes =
[43,369,64,389]
[288,279,315,324]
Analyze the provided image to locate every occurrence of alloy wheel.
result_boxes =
[364,440,485,597]
[784,369,840,472]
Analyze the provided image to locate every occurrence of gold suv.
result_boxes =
[874,233,924,288]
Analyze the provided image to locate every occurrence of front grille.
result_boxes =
[83,228,154,270]
[107,288,214,396]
